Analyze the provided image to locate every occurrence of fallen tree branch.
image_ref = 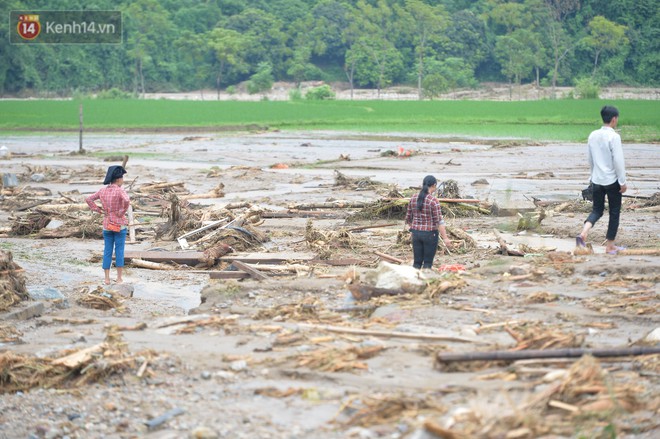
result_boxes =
[435,346,660,364]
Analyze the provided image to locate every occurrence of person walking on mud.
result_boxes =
[86,165,130,284]
[576,105,627,255]
[405,175,453,269]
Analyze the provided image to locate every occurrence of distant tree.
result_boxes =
[208,28,249,99]
[175,31,211,98]
[582,16,629,77]
[247,62,274,96]
[494,35,535,99]
[124,0,175,97]
[402,0,448,100]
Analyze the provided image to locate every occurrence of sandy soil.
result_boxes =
[0,130,659,439]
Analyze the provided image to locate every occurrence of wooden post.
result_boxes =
[127,205,136,243]
[79,103,84,154]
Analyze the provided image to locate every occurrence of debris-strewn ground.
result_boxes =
[0,131,658,439]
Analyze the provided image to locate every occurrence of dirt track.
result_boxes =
[1,130,659,439]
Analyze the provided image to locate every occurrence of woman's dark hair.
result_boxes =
[416,175,437,210]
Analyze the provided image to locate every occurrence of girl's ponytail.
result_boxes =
[416,175,437,210]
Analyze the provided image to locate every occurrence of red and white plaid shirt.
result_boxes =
[86,184,130,229]
[405,193,444,231]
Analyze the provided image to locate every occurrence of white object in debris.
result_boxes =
[0,145,8,158]
[643,327,660,343]
[364,261,426,293]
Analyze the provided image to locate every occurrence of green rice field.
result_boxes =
[1,99,658,142]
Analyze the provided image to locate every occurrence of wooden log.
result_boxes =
[16,200,51,212]
[298,323,481,343]
[346,223,397,232]
[617,248,660,256]
[130,258,178,270]
[435,346,660,364]
[288,201,368,210]
[36,203,88,213]
[139,181,185,192]
[373,251,405,264]
[231,260,268,280]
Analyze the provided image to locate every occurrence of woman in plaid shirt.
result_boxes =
[86,166,130,285]
[405,175,452,269]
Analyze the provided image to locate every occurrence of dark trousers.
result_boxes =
[411,229,439,269]
[585,181,622,240]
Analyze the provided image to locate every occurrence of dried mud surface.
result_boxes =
[0,131,659,439]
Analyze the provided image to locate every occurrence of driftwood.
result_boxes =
[231,260,268,280]
[52,343,106,368]
[35,203,88,213]
[617,248,660,256]
[180,183,225,200]
[492,229,524,256]
[288,201,368,210]
[374,251,405,264]
[435,346,660,364]
[130,258,179,271]
[346,223,397,232]
[139,181,185,192]
[298,323,480,343]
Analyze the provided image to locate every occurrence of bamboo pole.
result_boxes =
[436,346,660,364]
[297,323,481,343]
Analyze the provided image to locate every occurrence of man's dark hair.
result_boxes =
[601,105,619,124]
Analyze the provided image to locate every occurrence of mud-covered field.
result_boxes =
[1,131,659,439]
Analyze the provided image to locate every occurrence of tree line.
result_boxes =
[1,0,658,99]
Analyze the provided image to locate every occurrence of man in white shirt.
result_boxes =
[577,105,627,254]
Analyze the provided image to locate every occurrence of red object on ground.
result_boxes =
[436,264,466,272]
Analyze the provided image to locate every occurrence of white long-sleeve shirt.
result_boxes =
[587,126,626,186]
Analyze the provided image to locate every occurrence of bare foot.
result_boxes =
[116,279,123,284]
[104,279,111,285]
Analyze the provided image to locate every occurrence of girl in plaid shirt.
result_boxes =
[405,175,452,269]
[86,166,130,285]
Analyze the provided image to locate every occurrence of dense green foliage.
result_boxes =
[1,99,658,142]
[1,0,658,97]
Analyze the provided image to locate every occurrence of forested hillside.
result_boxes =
[2,0,658,98]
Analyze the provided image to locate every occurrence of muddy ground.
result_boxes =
[0,130,659,439]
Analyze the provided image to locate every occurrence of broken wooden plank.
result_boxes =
[124,250,204,266]
[51,343,106,368]
[209,271,250,280]
[231,260,269,280]
[435,345,660,364]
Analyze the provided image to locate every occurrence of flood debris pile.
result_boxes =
[333,170,385,191]
[304,219,355,259]
[0,327,161,393]
[77,286,126,312]
[0,250,28,311]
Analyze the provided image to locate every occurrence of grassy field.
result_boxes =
[1,99,658,142]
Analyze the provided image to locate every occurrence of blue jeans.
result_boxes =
[585,181,622,241]
[102,229,127,269]
[411,229,439,269]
